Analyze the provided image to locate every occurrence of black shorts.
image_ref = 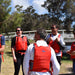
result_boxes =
[56,56,61,65]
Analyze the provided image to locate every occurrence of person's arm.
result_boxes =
[23,44,33,75]
[0,36,5,52]
[11,37,17,62]
[57,42,65,50]
[23,48,30,75]
[46,34,51,44]
[27,39,30,46]
[57,36,65,50]
[67,42,75,55]
[11,47,17,62]
[50,47,60,75]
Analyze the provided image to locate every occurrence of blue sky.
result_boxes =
[11,0,48,15]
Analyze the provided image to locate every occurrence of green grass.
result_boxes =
[59,61,73,75]
[1,41,15,75]
[2,41,24,75]
[1,41,73,75]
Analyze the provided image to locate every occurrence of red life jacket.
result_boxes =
[15,36,27,51]
[0,34,4,62]
[70,42,75,59]
[29,43,51,72]
[49,34,61,53]
[0,34,2,48]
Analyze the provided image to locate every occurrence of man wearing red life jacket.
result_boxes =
[23,28,60,75]
[67,30,75,73]
[11,27,30,75]
[46,25,65,65]
[0,34,5,74]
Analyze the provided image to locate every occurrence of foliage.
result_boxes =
[42,0,75,30]
[21,6,36,31]
[21,6,52,31]
[4,12,23,33]
[0,0,75,33]
[0,0,11,33]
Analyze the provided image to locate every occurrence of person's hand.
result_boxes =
[71,51,75,55]
[13,56,17,62]
[48,37,53,41]
[66,50,70,53]
[56,37,60,42]
[66,50,71,55]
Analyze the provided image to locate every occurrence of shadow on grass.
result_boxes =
[59,66,73,75]
[60,53,74,75]
[5,52,12,57]
[67,67,73,73]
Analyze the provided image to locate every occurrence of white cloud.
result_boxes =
[11,0,48,14]
[32,0,48,14]
[12,0,30,11]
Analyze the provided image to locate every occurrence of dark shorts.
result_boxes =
[56,56,61,65]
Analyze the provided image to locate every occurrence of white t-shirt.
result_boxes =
[46,33,65,56]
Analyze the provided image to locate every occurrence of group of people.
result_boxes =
[0,25,75,75]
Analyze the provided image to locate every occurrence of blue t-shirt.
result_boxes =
[1,36,5,45]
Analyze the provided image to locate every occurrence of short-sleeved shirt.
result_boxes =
[0,35,5,59]
[1,36,5,45]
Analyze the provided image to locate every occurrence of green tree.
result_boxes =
[42,0,75,30]
[21,6,36,31]
[0,0,11,33]
[4,12,23,32]
[22,6,51,30]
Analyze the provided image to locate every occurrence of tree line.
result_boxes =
[0,0,75,34]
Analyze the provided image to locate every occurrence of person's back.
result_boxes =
[29,43,51,72]
[23,28,60,75]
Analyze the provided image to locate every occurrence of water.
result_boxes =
[66,45,71,50]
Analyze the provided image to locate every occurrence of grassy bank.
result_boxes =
[1,41,73,75]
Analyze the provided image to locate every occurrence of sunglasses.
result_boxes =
[16,30,21,32]
[51,27,56,29]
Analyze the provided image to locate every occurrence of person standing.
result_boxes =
[23,28,60,75]
[11,27,30,75]
[46,24,65,65]
[0,34,5,74]
[67,30,75,73]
